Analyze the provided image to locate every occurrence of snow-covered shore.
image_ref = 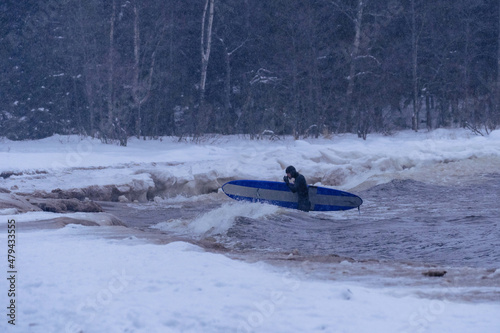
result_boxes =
[1,129,500,332]
[1,129,500,197]
[1,226,499,333]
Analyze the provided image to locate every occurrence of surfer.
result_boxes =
[284,166,311,212]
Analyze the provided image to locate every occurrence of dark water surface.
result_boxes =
[102,174,500,270]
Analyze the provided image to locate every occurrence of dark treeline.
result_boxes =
[1,0,500,144]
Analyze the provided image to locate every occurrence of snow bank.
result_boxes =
[0,211,124,226]
[0,193,42,213]
[1,129,499,200]
[2,227,499,333]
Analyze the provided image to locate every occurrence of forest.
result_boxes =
[1,0,500,144]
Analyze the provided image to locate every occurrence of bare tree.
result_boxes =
[107,0,117,139]
[217,37,246,132]
[410,0,421,132]
[101,0,129,145]
[346,0,365,115]
[333,0,366,134]
[131,1,159,138]
[214,0,249,133]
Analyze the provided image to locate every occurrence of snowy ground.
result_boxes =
[1,129,500,332]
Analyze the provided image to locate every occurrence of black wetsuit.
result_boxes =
[285,172,311,212]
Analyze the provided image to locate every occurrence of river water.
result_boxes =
[101,173,500,270]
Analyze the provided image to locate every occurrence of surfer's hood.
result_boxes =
[286,166,298,177]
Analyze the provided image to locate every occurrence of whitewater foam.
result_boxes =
[152,201,281,237]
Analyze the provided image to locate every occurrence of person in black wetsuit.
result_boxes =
[283,165,311,212]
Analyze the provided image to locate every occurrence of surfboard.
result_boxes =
[222,180,362,211]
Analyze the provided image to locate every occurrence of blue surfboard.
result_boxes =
[222,180,362,211]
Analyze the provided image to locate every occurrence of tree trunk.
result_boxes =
[496,0,500,127]
[411,0,420,131]
[106,0,116,139]
[131,1,158,138]
[133,2,141,138]
[221,47,233,134]
[200,0,215,105]
[347,0,364,134]
[426,93,432,130]
[464,18,470,127]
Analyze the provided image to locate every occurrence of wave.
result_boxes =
[151,201,281,238]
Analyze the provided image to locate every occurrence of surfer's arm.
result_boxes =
[285,179,298,193]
